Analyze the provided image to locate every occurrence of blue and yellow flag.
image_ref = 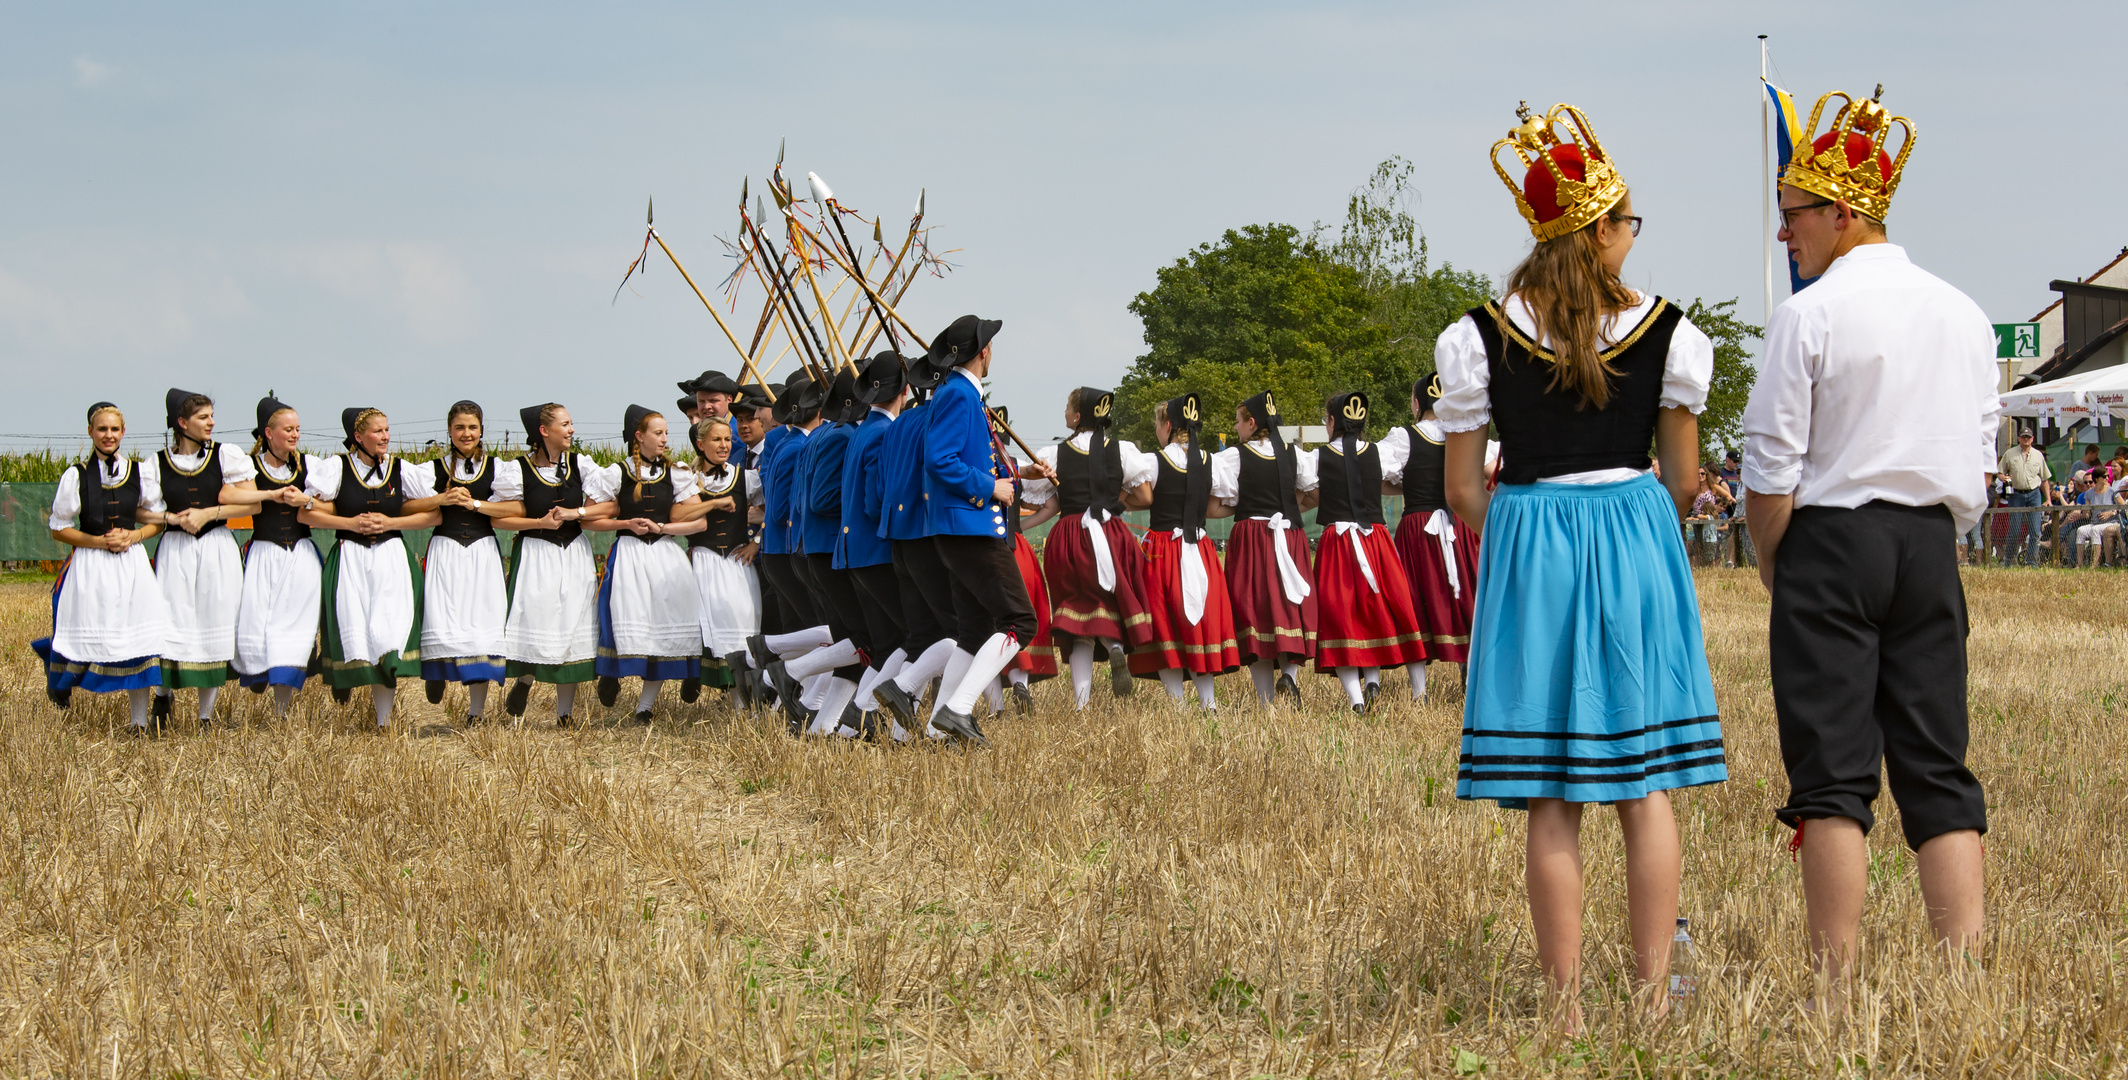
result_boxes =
[1763,80,1817,292]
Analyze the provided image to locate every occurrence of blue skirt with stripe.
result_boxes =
[1457,473,1726,809]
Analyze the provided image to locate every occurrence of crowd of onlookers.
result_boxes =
[1988,430,2128,568]
[1681,449,1752,568]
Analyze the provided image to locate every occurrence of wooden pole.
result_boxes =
[649,229,775,399]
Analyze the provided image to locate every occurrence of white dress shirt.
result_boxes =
[1741,244,1999,535]
[1434,291,1714,484]
[1020,432,1159,506]
[1210,439,1320,508]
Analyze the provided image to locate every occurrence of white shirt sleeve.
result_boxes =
[306,456,345,501]
[1294,447,1320,493]
[1377,427,1411,484]
[491,459,524,501]
[1210,447,1241,506]
[399,459,439,500]
[217,443,258,484]
[582,463,622,504]
[1020,445,1059,506]
[1741,303,1815,496]
[136,464,164,514]
[670,463,699,501]
[1433,314,1491,433]
[1116,440,1158,489]
[1662,314,1716,414]
[745,469,762,501]
[47,469,82,530]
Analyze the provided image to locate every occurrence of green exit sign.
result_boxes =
[1995,322,2040,359]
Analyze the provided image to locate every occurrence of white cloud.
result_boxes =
[0,261,250,354]
[272,241,482,343]
[72,56,114,88]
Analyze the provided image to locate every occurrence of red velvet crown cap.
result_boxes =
[1522,145,1596,225]
[1811,130,1893,184]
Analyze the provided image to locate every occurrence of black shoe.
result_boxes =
[1362,680,1380,715]
[1011,683,1035,717]
[46,687,72,709]
[857,709,885,743]
[1275,672,1301,706]
[875,680,917,727]
[931,706,989,747]
[747,633,775,670]
[767,661,807,731]
[838,702,865,738]
[505,680,531,717]
[331,685,353,705]
[723,652,753,708]
[597,676,621,708]
[463,711,485,726]
[556,713,575,729]
[151,693,172,724]
[425,679,446,705]
[246,682,267,695]
[1108,644,1133,697]
[753,669,778,711]
[634,709,654,726]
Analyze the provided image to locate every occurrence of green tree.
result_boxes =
[1682,297,1762,457]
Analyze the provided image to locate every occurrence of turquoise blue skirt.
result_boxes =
[1457,473,1726,809]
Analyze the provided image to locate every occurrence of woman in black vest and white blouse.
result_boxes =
[1300,391,1428,713]
[586,405,706,724]
[1209,391,1318,708]
[227,396,326,717]
[299,408,442,729]
[33,403,172,733]
[493,404,613,727]
[403,401,515,724]
[148,388,256,728]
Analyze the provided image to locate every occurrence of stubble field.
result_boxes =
[0,568,2123,1077]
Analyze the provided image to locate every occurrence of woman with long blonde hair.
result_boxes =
[33,403,172,733]
[1439,102,1726,1026]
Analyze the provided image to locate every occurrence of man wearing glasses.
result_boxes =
[1996,428,2051,565]
[1741,90,1995,988]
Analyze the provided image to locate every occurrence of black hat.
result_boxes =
[824,369,861,422]
[677,396,699,417]
[1240,390,1280,435]
[1723,448,1741,462]
[519,405,548,444]
[678,369,741,397]
[1074,387,1115,429]
[252,395,294,446]
[855,351,909,406]
[906,350,948,392]
[165,387,207,431]
[340,406,378,449]
[771,377,803,424]
[1163,393,1210,542]
[927,314,1002,369]
[623,404,658,443]
[1327,390,1369,438]
[736,385,774,414]
[1416,371,1445,407]
[1163,392,1203,435]
[86,401,118,424]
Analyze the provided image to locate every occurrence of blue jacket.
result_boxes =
[923,370,1008,539]
[760,424,811,556]
[880,401,933,541]
[836,408,896,568]
[799,420,857,557]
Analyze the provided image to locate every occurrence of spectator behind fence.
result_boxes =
[2074,444,2104,482]
[1997,428,2050,566]
[2075,476,2123,567]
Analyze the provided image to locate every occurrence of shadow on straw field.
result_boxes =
[0,569,2122,1076]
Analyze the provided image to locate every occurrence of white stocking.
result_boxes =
[272,685,295,717]
[637,680,663,712]
[810,677,859,735]
[786,639,861,681]
[197,686,221,720]
[1158,669,1188,701]
[944,633,1021,715]
[1408,660,1429,701]
[373,685,395,727]
[1193,672,1217,709]
[1008,668,1028,688]
[766,626,832,657]
[800,672,830,711]
[1249,661,1276,705]
[1338,667,1364,706]
[1068,640,1095,709]
[929,648,976,720]
[555,682,578,718]
[896,639,957,694]
[129,688,151,726]
[468,683,489,717]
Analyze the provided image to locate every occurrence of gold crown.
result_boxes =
[1491,102,1628,242]
[1781,86,1913,222]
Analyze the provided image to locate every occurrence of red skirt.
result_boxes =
[1012,533,1057,679]
[1393,508,1479,664]
[1225,518,1317,666]
[1043,512,1155,649]
[1312,523,1428,670]
[1130,531,1241,676]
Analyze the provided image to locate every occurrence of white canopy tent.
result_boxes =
[2000,366,2128,437]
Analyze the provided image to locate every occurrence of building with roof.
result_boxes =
[2013,246,2128,388]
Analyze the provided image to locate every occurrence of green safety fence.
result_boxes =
[0,482,1412,562]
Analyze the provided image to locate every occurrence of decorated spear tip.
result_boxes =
[647,196,654,225]
[916,189,926,217]
[739,177,748,207]
[777,136,785,166]
[873,217,883,243]
[807,171,833,205]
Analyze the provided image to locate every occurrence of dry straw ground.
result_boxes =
[0,569,2123,1077]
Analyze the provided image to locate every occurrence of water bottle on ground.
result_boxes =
[1669,916,1698,999]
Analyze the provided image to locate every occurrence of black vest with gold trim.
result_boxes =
[250,452,311,547]
[159,443,228,537]
[1316,441,1385,526]
[333,453,406,548]
[518,454,585,548]
[1234,440,1300,520]
[432,456,496,546]
[74,459,142,538]
[1403,424,1447,514]
[690,462,750,553]
[1471,298,1680,485]
[617,459,676,543]
[1054,434,1124,516]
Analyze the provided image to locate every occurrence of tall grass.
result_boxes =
[0,568,2120,1075]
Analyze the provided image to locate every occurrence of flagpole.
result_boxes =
[1760,35,1772,328]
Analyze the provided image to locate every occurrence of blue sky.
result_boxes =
[3,2,2123,450]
